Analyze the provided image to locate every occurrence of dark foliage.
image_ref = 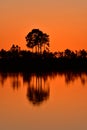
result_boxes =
[0,47,87,72]
[25,29,49,53]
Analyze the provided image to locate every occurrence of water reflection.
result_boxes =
[27,76,50,105]
[23,73,50,105]
[64,72,87,85]
[10,73,21,90]
[0,72,8,86]
[0,71,87,105]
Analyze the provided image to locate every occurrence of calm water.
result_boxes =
[0,72,87,130]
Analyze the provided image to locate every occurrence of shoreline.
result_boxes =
[0,50,87,72]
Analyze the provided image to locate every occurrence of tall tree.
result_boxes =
[25,29,49,53]
[41,33,49,52]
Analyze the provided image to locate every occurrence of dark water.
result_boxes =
[0,72,87,130]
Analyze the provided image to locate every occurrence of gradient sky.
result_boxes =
[0,0,87,51]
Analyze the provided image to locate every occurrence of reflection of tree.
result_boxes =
[80,74,87,85]
[0,73,8,86]
[64,72,77,84]
[26,75,50,105]
[64,72,87,85]
[23,73,32,84]
[10,73,21,90]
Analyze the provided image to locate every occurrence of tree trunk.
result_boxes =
[38,44,39,53]
[35,46,37,53]
[32,48,33,53]
[40,45,42,54]
[44,44,45,51]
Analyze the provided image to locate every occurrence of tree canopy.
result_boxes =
[25,29,49,53]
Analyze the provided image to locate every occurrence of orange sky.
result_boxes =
[0,0,87,52]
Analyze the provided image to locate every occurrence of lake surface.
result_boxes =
[0,72,87,130]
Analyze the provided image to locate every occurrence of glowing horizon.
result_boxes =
[0,0,87,52]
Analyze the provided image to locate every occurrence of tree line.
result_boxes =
[0,46,87,59]
[0,28,87,72]
[1,28,87,58]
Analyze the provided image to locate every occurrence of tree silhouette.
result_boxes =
[79,49,87,58]
[25,29,49,53]
[41,33,49,52]
[10,44,20,52]
[64,49,72,58]
[0,49,6,58]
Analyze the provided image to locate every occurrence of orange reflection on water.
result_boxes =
[0,72,87,130]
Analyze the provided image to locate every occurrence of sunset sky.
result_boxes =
[0,0,87,52]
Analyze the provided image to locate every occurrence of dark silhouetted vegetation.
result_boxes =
[0,72,87,105]
[0,47,87,72]
[0,29,87,72]
[0,71,87,106]
[25,29,49,53]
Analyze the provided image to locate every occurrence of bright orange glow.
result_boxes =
[0,0,87,51]
[0,73,87,130]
